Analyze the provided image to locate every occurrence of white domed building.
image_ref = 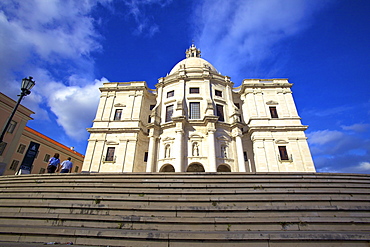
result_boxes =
[82,45,316,173]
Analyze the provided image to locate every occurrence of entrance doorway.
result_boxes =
[159,164,175,172]
[186,163,205,172]
[217,164,231,172]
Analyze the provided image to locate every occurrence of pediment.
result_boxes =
[216,135,231,141]
[266,100,278,105]
[275,139,288,144]
[163,137,175,141]
[106,140,119,145]
[114,103,126,107]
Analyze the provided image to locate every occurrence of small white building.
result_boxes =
[82,45,315,173]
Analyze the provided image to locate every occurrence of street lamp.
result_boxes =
[0,76,35,143]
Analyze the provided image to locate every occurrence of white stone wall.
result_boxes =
[83,51,315,173]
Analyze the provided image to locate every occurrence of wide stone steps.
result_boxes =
[0,172,369,246]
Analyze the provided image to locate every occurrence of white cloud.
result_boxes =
[194,0,332,82]
[40,76,107,140]
[355,162,370,172]
[341,123,370,133]
[307,130,343,145]
[0,0,169,142]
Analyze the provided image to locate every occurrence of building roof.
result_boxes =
[169,45,219,75]
[0,92,35,119]
[24,126,84,158]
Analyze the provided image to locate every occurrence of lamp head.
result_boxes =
[21,76,35,95]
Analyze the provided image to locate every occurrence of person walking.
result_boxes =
[47,153,60,173]
[60,157,73,173]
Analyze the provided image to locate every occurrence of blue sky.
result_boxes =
[0,0,369,173]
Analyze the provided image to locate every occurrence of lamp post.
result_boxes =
[0,77,35,143]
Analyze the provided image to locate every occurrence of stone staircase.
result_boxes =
[0,172,369,246]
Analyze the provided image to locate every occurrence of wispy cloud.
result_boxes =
[193,0,332,83]
[341,123,370,133]
[0,0,171,143]
[123,0,172,37]
[307,127,370,174]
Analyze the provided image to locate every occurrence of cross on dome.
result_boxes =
[186,44,201,58]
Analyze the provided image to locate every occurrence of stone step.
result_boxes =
[0,188,370,201]
[0,173,369,246]
[0,225,369,242]
[1,177,370,185]
[2,205,369,219]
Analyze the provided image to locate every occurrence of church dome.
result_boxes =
[168,45,219,75]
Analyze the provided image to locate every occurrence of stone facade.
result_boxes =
[83,45,315,173]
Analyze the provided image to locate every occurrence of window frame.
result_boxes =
[114,109,123,120]
[17,144,26,154]
[105,147,115,162]
[216,104,225,122]
[278,146,289,160]
[43,154,50,162]
[269,106,279,118]
[165,105,174,122]
[243,151,248,161]
[9,160,19,171]
[215,90,223,97]
[7,120,17,133]
[144,152,148,162]
[167,90,174,98]
[189,102,201,119]
[0,142,7,156]
[189,87,200,94]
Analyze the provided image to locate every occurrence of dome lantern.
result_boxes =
[186,44,201,58]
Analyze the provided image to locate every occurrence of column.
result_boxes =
[235,134,246,172]
[208,129,217,172]
[174,129,184,172]
[146,132,157,172]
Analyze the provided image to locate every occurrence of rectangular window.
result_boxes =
[150,104,155,110]
[7,120,17,133]
[215,90,222,97]
[167,90,174,98]
[114,109,122,120]
[74,166,79,172]
[243,151,248,161]
[0,142,7,156]
[216,104,224,122]
[148,115,152,123]
[9,160,19,171]
[165,105,173,122]
[39,168,45,174]
[189,87,200,94]
[234,103,240,109]
[189,102,201,119]
[278,146,289,160]
[269,106,279,118]
[44,154,50,162]
[106,147,115,161]
[17,144,26,154]
[144,152,148,162]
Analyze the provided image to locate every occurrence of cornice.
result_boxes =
[248,125,309,133]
